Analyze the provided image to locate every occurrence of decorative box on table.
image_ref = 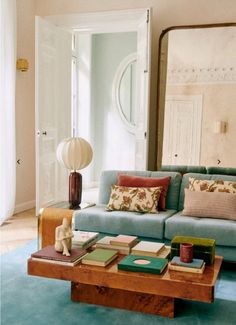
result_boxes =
[171,236,215,265]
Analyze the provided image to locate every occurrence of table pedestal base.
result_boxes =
[71,282,174,318]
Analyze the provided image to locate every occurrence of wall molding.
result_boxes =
[167,66,236,84]
[46,8,148,33]
[14,200,35,214]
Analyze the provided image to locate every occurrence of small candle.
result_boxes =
[180,243,193,263]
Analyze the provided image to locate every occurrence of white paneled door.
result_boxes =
[134,9,151,170]
[35,17,72,214]
[162,95,203,166]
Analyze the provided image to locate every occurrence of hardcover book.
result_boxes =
[110,235,138,247]
[155,246,171,259]
[31,245,87,266]
[118,255,168,275]
[168,262,206,274]
[170,256,204,269]
[81,248,118,267]
[72,230,99,249]
[31,255,86,266]
[131,241,165,257]
[95,236,131,254]
[72,238,99,250]
[72,230,99,247]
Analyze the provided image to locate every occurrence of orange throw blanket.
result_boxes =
[39,208,74,248]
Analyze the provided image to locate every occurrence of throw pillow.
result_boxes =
[118,174,171,210]
[106,185,162,213]
[189,177,236,193]
[182,189,236,221]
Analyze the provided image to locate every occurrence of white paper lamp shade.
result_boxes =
[56,137,93,171]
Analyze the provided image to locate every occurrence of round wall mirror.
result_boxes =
[113,53,137,133]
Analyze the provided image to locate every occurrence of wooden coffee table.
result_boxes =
[28,255,223,318]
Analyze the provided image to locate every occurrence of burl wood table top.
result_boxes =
[28,255,223,303]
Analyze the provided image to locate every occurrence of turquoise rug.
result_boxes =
[1,241,236,325]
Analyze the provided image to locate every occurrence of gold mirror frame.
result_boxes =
[156,22,236,169]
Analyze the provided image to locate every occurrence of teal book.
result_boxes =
[170,256,204,269]
[118,255,168,275]
[82,248,118,266]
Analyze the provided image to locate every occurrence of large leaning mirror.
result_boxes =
[157,24,236,168]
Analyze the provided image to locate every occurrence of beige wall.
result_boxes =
[15,0,236,211]
[15,0,35,212]
[201,84,236,167]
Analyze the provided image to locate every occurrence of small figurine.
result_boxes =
[54,217,74,256]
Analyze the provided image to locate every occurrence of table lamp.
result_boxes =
[56,137,93,208]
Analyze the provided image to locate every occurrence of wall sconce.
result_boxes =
[213,121,227,134]
[16,58,29,72]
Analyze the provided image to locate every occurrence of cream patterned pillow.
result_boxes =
[189,177,236,194]
[106,185,162,213]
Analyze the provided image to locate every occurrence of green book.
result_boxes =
[118,255,168,275]
[82,248,118,267]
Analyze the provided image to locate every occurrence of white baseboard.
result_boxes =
[14,200,36,214]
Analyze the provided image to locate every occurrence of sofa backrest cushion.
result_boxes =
[207,166,236,176]
[150,172,182,210]
[161,165,207,174]
[178,173,236,211]
[98,170,182,210]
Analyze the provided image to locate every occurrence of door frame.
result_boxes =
[46,8,149,33]
[45,8,151,170]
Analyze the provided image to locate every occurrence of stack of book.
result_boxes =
[131,241,170,258]
[31,245,87,266]
[81,248,118,267]
[72,230,99,250]
[168,256,205,274]
[118,255,168,275]
[95,235,138,254]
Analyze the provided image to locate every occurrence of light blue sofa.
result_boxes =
[73,170,236,262]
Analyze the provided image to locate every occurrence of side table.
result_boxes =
[38,201,95,249]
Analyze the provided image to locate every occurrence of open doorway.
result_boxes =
[75,31,138,185]
[35,9,151,212]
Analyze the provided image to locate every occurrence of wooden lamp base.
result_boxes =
[69,172,82,209]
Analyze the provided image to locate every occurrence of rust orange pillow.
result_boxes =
[118,174,171,210]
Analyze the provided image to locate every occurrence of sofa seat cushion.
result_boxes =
[165,212,236,247]
[73,205,177,240]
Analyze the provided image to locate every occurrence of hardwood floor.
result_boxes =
[0,209,37,254]
[0,188,99,255]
